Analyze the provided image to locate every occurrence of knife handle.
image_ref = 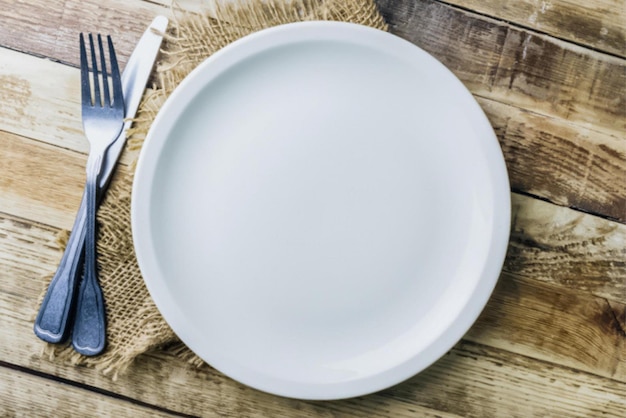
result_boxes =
[34,191,87,343]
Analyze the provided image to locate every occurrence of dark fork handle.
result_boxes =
[72,155,106,356]
[72,264,106,356]
[34,190,87,343]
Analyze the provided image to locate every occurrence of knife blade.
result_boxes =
[34,16,168,345]
[100,15,168,189]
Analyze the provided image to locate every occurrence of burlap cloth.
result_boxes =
[38,0,387,378]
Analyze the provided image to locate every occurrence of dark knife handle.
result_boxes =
[33,191,87,343]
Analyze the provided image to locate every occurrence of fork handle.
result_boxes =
[72,157,106,356]
[72,263,106,355]
[34,190,87,343]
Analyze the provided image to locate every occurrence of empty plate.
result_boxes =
[131,21,511,400]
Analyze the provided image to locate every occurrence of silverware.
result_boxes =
[34,17,168,348]
[70,32,125,356]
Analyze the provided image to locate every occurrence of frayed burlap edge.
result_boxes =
[36,0,387,379]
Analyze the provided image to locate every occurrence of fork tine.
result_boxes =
[107,35,123,110]
[97,34,111,108]
[79,34,91,107]
[88,34,100,107]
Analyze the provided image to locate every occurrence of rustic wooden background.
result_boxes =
[1,0,624,416]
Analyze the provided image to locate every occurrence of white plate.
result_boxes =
[132,21,510,400]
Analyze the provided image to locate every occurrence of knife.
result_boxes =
[34,16,169,346]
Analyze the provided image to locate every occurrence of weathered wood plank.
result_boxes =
[469,272,626,381]
[376,0,626,138]
[4,0,625,141]
[0,131,86,231]
[0,216,62,288]
[2,133,624,301]
[506,193,626,302]
[386,341,626,418]
[0,47,84,154]
[0,46,145,166]
[2,44,624,228]
[480,97,626,222]
[1,207,623,383]
[3,275,452,417]
[493,30,625,136]
[1,1,623,416]
[6,8,624,223]
[1,278,624,418]
[0,131,131,231]
[0,366,174,417]
[0,0,166,66]
[443,0,626,57]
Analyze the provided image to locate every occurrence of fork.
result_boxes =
[70,33,125,356]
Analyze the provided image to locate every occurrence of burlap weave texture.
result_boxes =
[39,0,387,378]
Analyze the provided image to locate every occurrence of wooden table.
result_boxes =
[1,0,624,416]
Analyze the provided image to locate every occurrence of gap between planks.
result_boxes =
[430,0,626,58]
[0,361,185,417]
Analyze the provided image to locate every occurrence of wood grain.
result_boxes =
[444,0,626,57]
[2,1,624,224]
[1,0,625,414]
[1,284,624,417]
[469,272,626,381]
[0,216,63,289]
[2,44,623,230]
[0,131,131,231]
[0,131,86,231]
[505,194,626,302]
[0,46,144,167]
[480,97,626,222]
[387,341,625,418]
[376,0,626,138]
[0,366,174,417]
[0,47,84,153]
[4,134,623,303]
[2,0,624,140]
[1,211,623,416]
[0,0,166,67]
